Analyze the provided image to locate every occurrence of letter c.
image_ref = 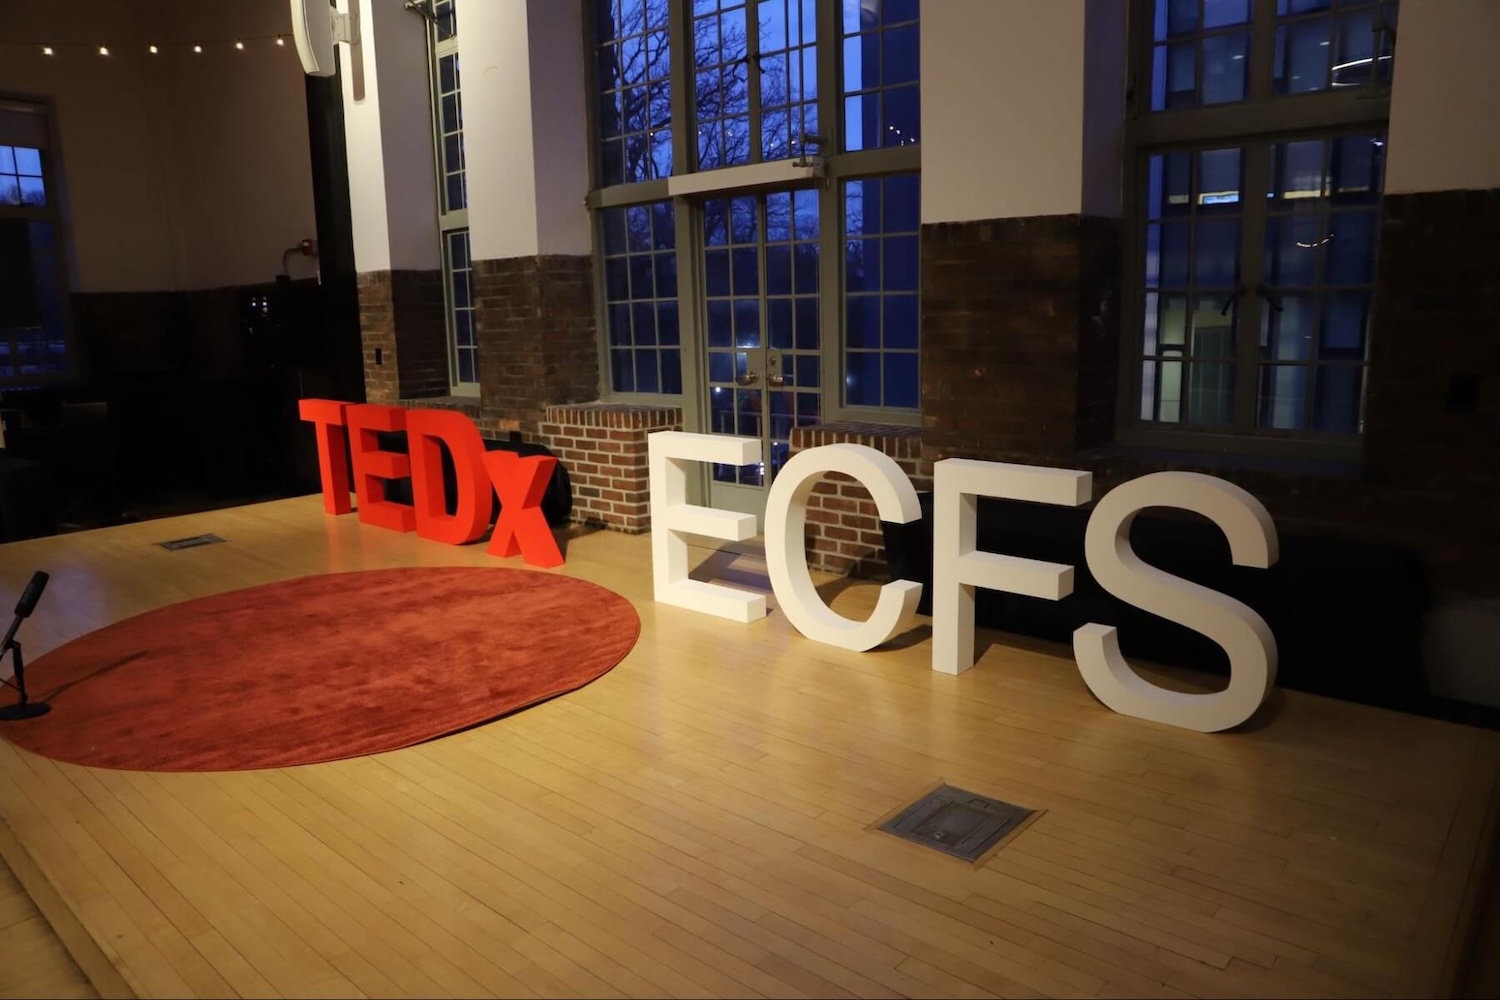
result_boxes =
[763,444,922,651]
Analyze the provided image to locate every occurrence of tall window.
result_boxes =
[587,0,922,429]
[1126,0,1396,449]
[0,99,69,387]
[428,0,476,390]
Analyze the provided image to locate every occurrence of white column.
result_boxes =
[459,0,590,261]
[919,0,1124,223]
[338,0,440,272]
[1385,0,1500,194]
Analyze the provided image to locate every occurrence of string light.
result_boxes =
[9,34,292,57]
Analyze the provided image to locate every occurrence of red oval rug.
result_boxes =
[1,568,639,772]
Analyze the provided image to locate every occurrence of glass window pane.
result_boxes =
[1258,365,1307,430]
[883,354,918,409]
[1320,291,1370,360]
[1203,0,1251,29]
[882,236,919,291]
[794,297,818,350]
[661,349,683,394]
[1194,220,1241,287]
[847,296,879,349]
[884,295,919,349]
[841,3,920,151]
[13,148,41,176]
[1275,18,1331,94]
[1326,210,1378,285]
[769,299,794,349]
[845,352,880,406]
[1263,293,1315,361]
[1201,32,1248,104]
[599,199,679,394]
[1314,365,1363,433]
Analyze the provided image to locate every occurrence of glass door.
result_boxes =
[702,188,823,523]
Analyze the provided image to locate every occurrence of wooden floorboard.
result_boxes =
[0,493,1495,998]
[0,841,98,998]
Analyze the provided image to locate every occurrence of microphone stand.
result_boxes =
[0,616,49,721]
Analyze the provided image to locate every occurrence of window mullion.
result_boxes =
[745,1,762,163]
[817,0,840,155]
[1247,0,1278,102]
[669,0,692,173]
[1235,141,1272,432]
[819,173,840,422]
[675,196,705,431]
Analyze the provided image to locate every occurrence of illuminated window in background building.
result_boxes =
[0,99,70,386]
[1128,0,1395,445]
[428,0,477,389]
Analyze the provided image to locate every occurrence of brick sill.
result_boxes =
[398,395,481,412]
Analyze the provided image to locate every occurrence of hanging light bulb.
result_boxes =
[41,46,54,56]
[275,36,286,46]
[193,44,203,53]
[234,41,245,51]
[149,44,159,54]
[99,45,110,56]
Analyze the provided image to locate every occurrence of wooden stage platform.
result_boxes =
[1,495,1496,999]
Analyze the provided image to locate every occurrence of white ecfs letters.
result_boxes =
[648,433,1279,733]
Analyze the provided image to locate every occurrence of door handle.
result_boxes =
[734,371,760,386]
[1219,282,1248,316]
[1255,282,1284,314]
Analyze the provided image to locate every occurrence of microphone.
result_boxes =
[1,570,52,721]
[16,570,47,618]
[2,571,47,653]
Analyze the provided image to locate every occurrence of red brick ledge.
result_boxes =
[544,402,683,430]
[789,422,922,457]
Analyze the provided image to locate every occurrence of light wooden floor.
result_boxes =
[0,852,96,999]
[1,494,1496,999]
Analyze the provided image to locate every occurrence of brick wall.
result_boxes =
[921,215,1120,463]
[473,255,598,436]
[1362,188,1500,594]
[391,270,448,399]
[357,269,445,403]
[356,271,397,404]
[788,422,925,576]
[539,403,681,533]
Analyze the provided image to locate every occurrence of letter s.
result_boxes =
[1074,472,1278,733]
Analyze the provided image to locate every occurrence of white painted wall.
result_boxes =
[527,0,591,257]
[1385,0,1500,194]
[458,0,539,261]
[921,0,1090,223]
[459,0,590,261]
[0,0,318,292]
[166,0,321,289]
[369,0,440,272]
[338,0,441,274]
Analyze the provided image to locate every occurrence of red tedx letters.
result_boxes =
[298,400,562,568]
